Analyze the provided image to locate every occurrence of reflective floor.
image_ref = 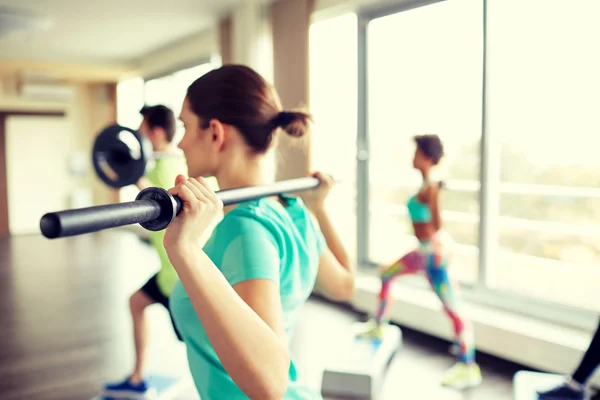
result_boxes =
[0,231,564,400]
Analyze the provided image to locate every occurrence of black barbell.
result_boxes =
[40,177,324,239]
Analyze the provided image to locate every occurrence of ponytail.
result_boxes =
[270,110,312,138]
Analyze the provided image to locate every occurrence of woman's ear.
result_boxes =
[207,119,226,150]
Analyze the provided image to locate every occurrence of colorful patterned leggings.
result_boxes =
[376,235,475,364]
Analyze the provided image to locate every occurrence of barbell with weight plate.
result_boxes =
[92,124,182,189]
[39,176,327,239]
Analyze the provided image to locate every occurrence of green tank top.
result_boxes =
[145,155,188,296]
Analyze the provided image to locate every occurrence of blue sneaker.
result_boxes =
[103,377,155,399]
[537,383,586,400]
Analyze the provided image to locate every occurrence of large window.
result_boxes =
[116,77,145,129]
[309,14,358,258]
[365,0,483,284]
[487,0,600,312]
[357,0,600,319]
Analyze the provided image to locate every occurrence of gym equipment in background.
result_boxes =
[512,370,584,400]
[92,124,181,189]
[40,177,322,239]
[321,322,402,400]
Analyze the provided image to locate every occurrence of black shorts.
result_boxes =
[141,274,183,341]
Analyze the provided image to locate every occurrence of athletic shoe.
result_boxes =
[537,383,586,400]
[441,362,483,390]
[354,319,385,341]
[103,377,156,399]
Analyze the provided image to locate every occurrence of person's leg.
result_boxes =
[429,269,475,364]
[573,319,600,385]
[537,318,600,400]
[425,239,481,389]
[151,283,184,343]
[356,249,426,339]
[377,250,427,324]
[129,289,155,383]
[103,276,158,397]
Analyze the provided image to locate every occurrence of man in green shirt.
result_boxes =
[104,105,187,399]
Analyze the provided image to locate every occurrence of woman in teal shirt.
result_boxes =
[162,64,355,399]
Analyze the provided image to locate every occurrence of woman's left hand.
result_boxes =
[301,171,335,212]
[164,175,223,252]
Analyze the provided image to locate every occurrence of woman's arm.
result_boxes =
[302,172,355,302]
[164,176,290,400]
[429,184,442,231]
[168,247,290,400]
[312,206,355,301]
[417,183,431,203]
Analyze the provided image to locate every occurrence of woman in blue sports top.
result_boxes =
[357,134,482,390]
[161,65,355,400]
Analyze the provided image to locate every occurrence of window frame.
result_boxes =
[356,0,599,333]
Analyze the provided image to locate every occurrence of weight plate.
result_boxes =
[92,124,152,188]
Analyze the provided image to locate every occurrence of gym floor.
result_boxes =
[0,231,540,400]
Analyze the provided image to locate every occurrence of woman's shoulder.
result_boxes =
[217,199,290,236]
[218,196,315,232]
[206,201,282,257]
[423,180,445,191]
[226,196,308,218]
[218,200,271,228]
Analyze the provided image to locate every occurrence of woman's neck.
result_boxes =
[217,167,263,190]
[215,154,265,211]
[421,169,431,184]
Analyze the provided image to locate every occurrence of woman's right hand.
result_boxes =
[301,171,335,212]
[163,174,223,255]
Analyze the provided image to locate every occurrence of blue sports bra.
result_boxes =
[407,194,431,223]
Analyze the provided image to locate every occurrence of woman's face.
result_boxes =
[178,98,220,178]
[412,147,433,171]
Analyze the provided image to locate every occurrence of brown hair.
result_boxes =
[186,64,311,152]
[140,104,176,142]
[414,134,444,164]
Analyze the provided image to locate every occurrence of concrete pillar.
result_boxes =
[271,0,314,180]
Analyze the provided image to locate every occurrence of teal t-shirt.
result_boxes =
[169,196,326,399]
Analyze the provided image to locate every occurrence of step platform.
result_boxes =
[321,322,402,399]
[92,373,198,400]
[513,370,581,400]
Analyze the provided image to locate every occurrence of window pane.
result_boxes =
[488,0,600,311]
[309,13,358,259]
[367,0,483,284]
[116,77,145,129]
[144,63,215,144]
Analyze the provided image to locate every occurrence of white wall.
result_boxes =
[137,29,219,80]
[1,78,119,211]
[6,116,74,235]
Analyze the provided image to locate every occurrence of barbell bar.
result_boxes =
[40,176,323,239]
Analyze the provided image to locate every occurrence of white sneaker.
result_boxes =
[441,362,483,390]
